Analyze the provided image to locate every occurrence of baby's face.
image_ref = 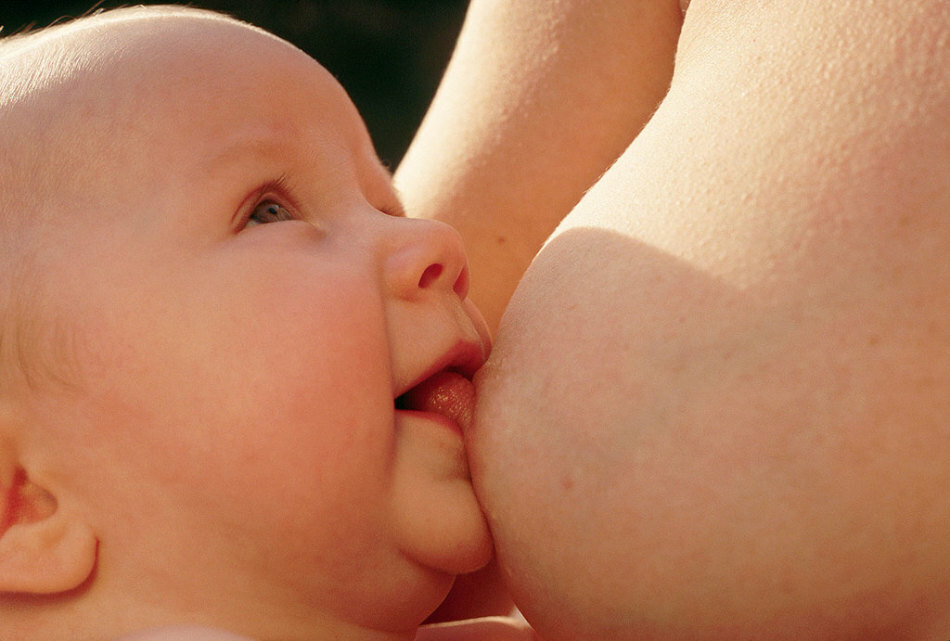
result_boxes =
[13,10,491,637]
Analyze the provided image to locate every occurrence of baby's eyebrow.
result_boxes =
[199,128,288,176]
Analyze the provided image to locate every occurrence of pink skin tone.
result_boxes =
[0,8,499,641]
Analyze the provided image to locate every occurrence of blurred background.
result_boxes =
[1,0,470,167]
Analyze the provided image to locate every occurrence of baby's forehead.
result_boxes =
[2,5,384,233]
[1,7,327,205]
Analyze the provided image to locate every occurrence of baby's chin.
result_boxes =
[389,417,493,578]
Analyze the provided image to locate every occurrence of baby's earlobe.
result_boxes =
[0,465,97,594]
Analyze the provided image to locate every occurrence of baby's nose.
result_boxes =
[383,217,470,301]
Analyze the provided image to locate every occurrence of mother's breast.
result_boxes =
[469,2,950,640]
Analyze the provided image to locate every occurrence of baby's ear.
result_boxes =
[0,436,97,594]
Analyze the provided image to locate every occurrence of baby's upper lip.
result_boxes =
[394,339,488,401]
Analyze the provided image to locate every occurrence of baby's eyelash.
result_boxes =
[237,175,299,230]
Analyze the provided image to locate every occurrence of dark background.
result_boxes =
[1,1,470,167]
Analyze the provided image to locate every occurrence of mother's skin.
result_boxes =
[397,1,950,639]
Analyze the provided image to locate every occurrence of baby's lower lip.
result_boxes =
[394,408,464,436]
[396,371,475,434]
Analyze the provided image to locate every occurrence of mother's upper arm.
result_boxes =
[395,0,684,332]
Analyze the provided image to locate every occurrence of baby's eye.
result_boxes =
[247,200,295,227]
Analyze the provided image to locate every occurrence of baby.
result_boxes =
[0,6,526,641]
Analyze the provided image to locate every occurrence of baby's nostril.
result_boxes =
[418,263,443,289]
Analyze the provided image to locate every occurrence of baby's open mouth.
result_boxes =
[395,369,476,432]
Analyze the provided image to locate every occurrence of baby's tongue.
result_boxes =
[405,371,475,432]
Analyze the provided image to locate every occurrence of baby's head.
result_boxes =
[0,7,491,640]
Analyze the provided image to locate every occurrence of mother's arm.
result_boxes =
[395,0,683,333]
